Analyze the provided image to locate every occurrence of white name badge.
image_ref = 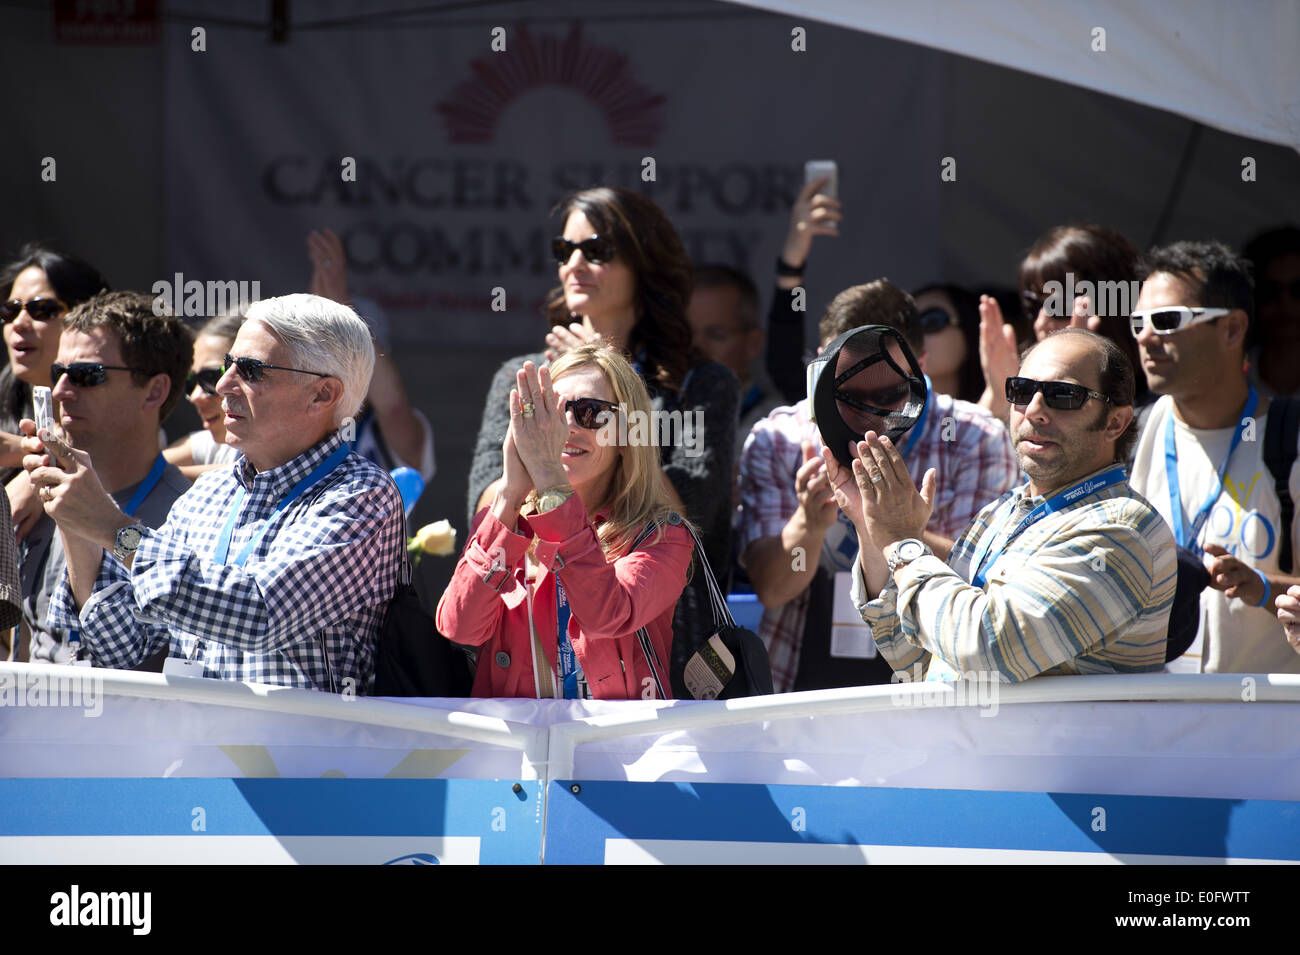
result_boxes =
[831,571,878,659]
[162,656,205,678]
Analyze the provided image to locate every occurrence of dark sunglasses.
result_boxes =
[919,307,953,335]
[836,382,911,413]
[551,236,615,266]
[1006,375,1112,411]
[223,354,329,384]
[1,297,66,323]
[1257,278,1300,304]
[51,361,147,388]
[186,366,224,396]
[565,397,618,430]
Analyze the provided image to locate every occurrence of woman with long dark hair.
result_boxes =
[467,187,738,693]
[0,243,109,485]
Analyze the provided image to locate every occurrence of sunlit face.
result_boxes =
[687,284,761,378]
[217,320,333,471]
[558,211,637,324]
[1132,271,1227,398]
[189,333,230,442]
[52,327,153,450]
[1010,336,1118,494]
[4,266,66,387]
[552,364,620,500]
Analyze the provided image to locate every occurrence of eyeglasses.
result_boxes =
[551,236,615,266]
[51,361,147,388]
[1129,306,1230,337]
[1257,278,1300,304]
[565,397,618,430]
[186,366,224,396]
[1006,376,1112,411]
[1,297,66,323]
[919,308,953,335]
[1022,290,1047,322]
[223,354,330,384]
[836,382,911,413]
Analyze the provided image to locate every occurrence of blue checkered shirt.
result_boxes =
[48,432,404,693]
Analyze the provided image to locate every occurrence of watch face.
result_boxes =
[899,540,925,561]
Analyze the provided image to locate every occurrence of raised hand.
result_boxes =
[978,294,1020,419]
[782,176,843,271]
[307,228,350,305]
[509,361,568,492]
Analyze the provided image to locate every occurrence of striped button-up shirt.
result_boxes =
[48,432,404,693]
[738,392,1020,692]
[851,463,1177,682]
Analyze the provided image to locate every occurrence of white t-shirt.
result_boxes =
[187,428,240,466]
[1131,394,1300,674]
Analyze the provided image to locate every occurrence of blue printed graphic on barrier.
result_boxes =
[544,781,1300,864]
[0,779,542,865]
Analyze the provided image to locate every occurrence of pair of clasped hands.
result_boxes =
[496,361,576,521]
[795,430,936,561]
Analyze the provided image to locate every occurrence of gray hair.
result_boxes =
[243,293,374,426]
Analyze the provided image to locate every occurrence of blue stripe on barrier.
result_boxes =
[544,781,1300,864]
[0,779,541,864]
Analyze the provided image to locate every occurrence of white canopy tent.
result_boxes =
[731,0,1300,152]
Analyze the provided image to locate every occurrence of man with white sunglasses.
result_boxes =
[1129,241,1300,673]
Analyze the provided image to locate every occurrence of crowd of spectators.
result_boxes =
[2,185,1297,699]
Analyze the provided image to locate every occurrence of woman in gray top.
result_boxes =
[467,187,739,695]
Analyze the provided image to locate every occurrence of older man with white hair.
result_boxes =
[24,294,404,693]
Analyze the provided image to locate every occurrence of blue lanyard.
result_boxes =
[900,380,932,459]
[969,465,1129,588]
[1164,387,1257,556]
[213,445,351,567]
[123,455,167,517]
[554,576,584,699]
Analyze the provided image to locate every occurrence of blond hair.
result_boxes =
[543,343,689,558]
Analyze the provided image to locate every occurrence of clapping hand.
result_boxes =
[509,361,569,492]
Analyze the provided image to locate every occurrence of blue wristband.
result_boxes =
[1255,569,1271,608]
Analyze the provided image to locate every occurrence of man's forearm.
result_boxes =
[743,513,828,609]
[62,527,107,611]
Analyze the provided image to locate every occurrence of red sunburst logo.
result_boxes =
[436,23,666,146]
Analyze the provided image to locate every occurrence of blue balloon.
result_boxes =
[390,467,425,516]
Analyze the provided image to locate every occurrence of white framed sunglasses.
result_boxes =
[1129,305,1230,337]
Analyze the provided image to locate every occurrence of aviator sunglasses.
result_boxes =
[1129,306,1231,337]
[551,236,615,266]
[1,297,66,323]
[51,361,148,388]
[186,366,224,396]
[1006,376,1112,411]
[565,397,618,430]
[223,354,330,384]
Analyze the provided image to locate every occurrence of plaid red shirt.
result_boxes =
[738,393,1020,692]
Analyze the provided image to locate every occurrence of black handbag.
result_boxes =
[635,513,774,700]
[371,509,474,698]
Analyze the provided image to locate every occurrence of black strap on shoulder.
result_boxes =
[1264,396,1300,574]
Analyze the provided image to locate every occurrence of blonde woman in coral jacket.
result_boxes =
[437,344,692,700]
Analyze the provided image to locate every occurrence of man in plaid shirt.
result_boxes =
[739,280,1019,692]
[27,294,404,693]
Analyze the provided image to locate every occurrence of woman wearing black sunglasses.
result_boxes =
[0,243,109,485]
[162,312,245,477]
[467,186,739,694]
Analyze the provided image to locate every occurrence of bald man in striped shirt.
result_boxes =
[831,328,1175,683]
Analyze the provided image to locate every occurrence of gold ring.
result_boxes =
[521,401,535,418]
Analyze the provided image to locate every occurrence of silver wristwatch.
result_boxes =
[887,538,932,573]
[113,523,148,561]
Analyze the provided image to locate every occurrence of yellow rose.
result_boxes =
[410,519,456,557]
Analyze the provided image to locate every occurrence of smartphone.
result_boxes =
[33,386,53,435]
[804,159,838,200]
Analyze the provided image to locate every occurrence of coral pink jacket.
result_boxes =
[436,496,692,700]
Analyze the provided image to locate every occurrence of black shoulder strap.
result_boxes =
[1264,396,1300,574]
